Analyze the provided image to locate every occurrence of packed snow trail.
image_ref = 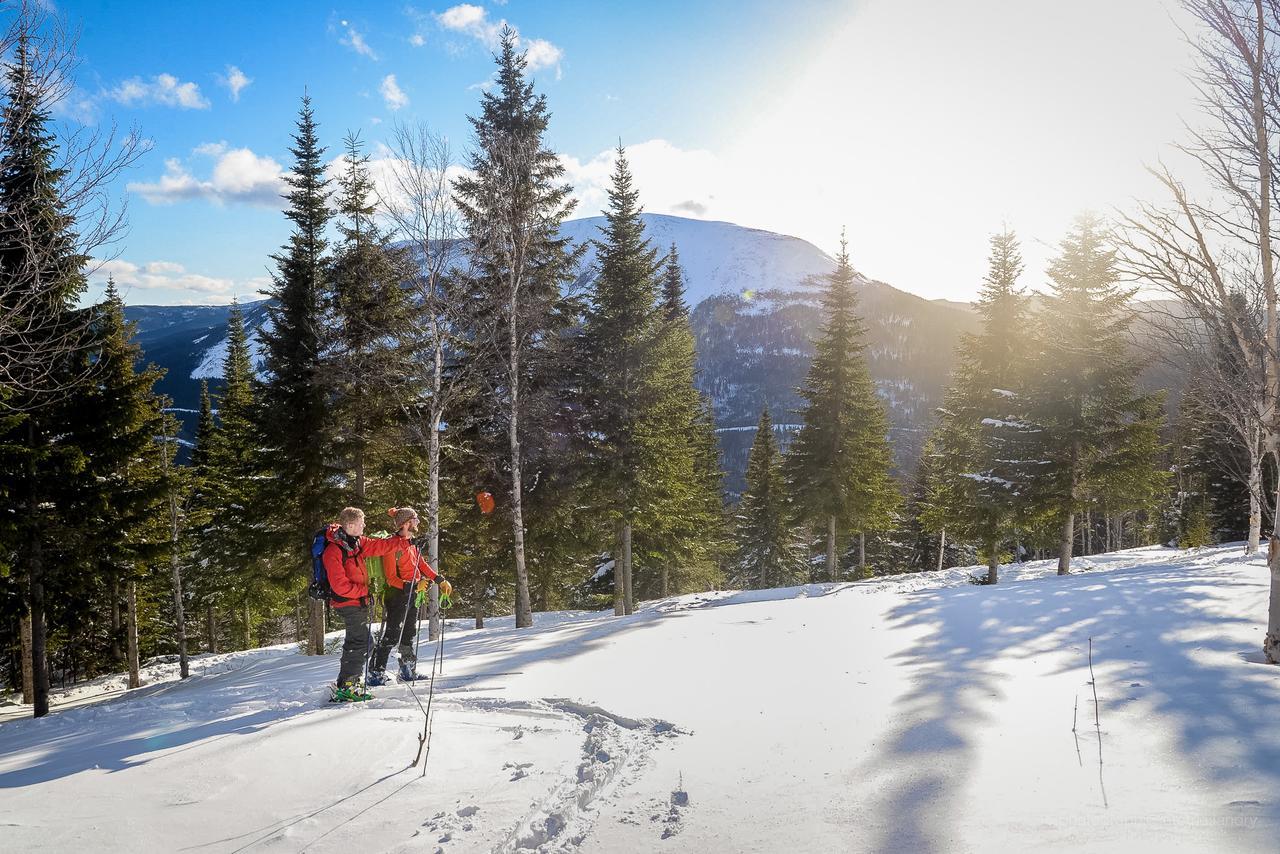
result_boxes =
[1,544,1278,852]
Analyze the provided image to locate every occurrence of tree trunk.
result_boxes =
[427,582,441,642]
[207,604,218,654]
[986,539,999,585]
[614,520,626,616]
[354,445,366,504]
[1058,510,1074,575]
[170,553,188,679]
[19,613,33,705]
[1264,538,1280,664]
[126,580,140,689]
[243,598,251,649]
[110,575,122,666]
[309,599,325,656]
[162,440,189,679]
[1248,443,1263,555]
[858,531,866,578]
[473,571,485,630]
[623,521,635,615]
[937,529,946,572]
[508,334,533,629]
[1084,508,1092,556]
[827,515,837,582]
[662,565,670,598]
[428,399,443,642]
[27,420,51,718]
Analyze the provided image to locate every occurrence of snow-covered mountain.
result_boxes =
[561,213,837,305]
[125,214,976,483]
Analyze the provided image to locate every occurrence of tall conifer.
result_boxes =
[784,234,898,580]
[926,230,1033,583]
[259,96,335,652]
[453,28,582,627]
[1024,216,1165,574]
[734,407,806,588]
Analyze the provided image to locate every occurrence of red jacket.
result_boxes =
[322,524,409,608]
[380,539,439,589]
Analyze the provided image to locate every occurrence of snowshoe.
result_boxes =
[366,669,391,687]
[329,682,373,703]
[398,658,423,682]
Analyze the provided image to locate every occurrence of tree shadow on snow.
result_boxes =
[0,651,339,788]
[858,552,1280,853]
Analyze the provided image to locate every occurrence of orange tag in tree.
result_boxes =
[476,491,495,515]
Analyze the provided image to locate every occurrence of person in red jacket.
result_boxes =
[324,506,414,700]
[368,507,453,683]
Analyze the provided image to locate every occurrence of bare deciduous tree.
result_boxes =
[1119,0,1280,661]
[0,0,147,409]
[378,121,467,637]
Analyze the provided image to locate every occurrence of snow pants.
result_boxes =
[372,585,418,671]
[336,604,371,687]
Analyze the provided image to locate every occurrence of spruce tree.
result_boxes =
[579,146,665,614]
[733,407,806,588]
[453,28,582,628]
[0,37,93,716]
[197,302,267,649]
[925,230,1034,583]
[1024,215,1166,574]
[328,133,416,508]
[784,234,899,580]
[259,96,336,652]
[641,246,728,598]
[59,283,174,687]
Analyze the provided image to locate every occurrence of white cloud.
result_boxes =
[522,38,563,78]
[339,20,378,59]
[108,73,210,109]
[562,140,726,222]
[90,257,242,304]
[435,4,563,75]
[380,74,409,111]
[438,4,491,38]
[220,65,251,102]
[128,143,286,207]
[410,33,426,47]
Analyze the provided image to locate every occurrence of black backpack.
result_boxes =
[308,527,356,602]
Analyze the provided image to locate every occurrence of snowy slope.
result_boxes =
[561,213,837,306]
[3,544,1278,852]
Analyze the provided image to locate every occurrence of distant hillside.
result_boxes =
[125,214,981,489]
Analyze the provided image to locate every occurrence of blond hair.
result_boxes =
[337,507,365,526]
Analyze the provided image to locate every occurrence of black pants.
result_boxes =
[336,604,371,687]
[373,585,418,671]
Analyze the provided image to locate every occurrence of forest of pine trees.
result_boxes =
[11,11,1266,712]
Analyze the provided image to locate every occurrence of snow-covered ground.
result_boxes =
[2,544,1278,852]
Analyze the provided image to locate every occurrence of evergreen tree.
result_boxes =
[784,234,899,580]
[195,302,268,650]
[925,230,1034,583]
[258,96,336,652]
[191,381,215,475]
[579,146,665,615]
[453,28,583,628]
[328,133,416,509]
[661,244,687,322]
[56,283,174,687]
[640,246,728,598]
[733,407,806,588]
[0,37,93,716]
[1023,215,1166,574]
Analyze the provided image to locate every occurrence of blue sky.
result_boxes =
[50,0,1201,305]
